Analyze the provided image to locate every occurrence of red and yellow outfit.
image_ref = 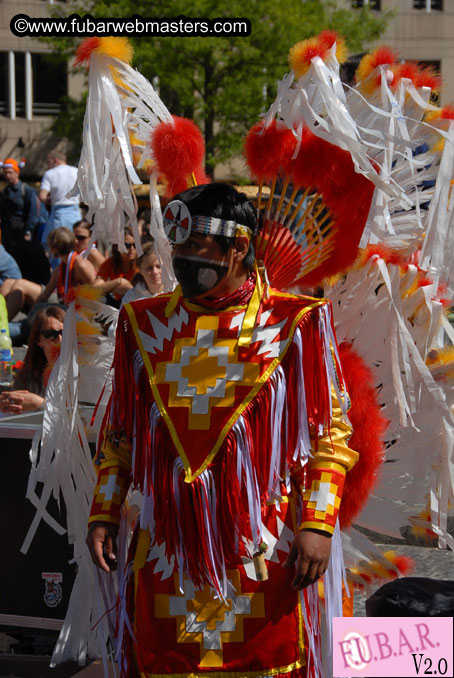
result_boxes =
[56,251,78,304]
[89,282,357,678]
[97,257,138,301]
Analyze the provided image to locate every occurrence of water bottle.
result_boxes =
[0,328,13,387]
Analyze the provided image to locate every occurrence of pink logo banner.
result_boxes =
[333,617,453,677]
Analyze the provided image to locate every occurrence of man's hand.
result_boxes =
[282,529,332,589]
[86,521,119,573]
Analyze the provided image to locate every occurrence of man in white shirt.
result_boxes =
[39,150,81,249]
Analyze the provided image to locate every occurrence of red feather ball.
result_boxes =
[370,46,399,69]
[391,61,420,90]
[244,120,298,182]
[441,105,454,120]
[362,243,405,267]
[151,116,206,198]
[74,38,101,66]
[416,66,442,92]
[337,342,388,529]
[390,555,415,578]
[318,29,340,49]
[396,61,419,81]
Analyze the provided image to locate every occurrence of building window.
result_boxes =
[0,51,67,119]
[413,0,443,10]
[352,0,381,8]
[0,53,7,116]
[14,52,25,117]
[32,53,67,116]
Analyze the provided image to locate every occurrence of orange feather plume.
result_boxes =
[356,46,399,94]
[384,551,415,578]
[390,61,440,93]
[393,61,419,86]
[356,46,399,82]
[318,29,348,64]
[74,37,133,66]
[416,65,442,92]
[74,38,101,66]
[289,37,328,78]
[358,243,406,268]
[289,31,348,79]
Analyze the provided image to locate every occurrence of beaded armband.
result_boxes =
[299,461,346,536]
[89,463,131,526]
[89,427,132,526]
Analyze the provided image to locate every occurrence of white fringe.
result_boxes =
[292,327,312,463]
[267,365,286,501]
[234,416,263,553]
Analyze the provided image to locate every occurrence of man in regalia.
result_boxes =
[87,182,358,678]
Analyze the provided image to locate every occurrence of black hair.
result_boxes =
[72,218,92,233]
[137,207,151,223]
[171,183,258,270]
[340,53,365,88]
[112,225,136,272]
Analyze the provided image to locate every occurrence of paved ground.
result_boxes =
[1,540,452,677]
[353,542,454,616]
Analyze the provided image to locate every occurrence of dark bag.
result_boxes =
[366,577,454,617]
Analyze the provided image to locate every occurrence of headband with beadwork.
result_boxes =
[163,199,252,245]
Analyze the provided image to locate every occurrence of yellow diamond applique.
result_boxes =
[156,315,259,430]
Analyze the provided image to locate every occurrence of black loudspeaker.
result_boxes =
[0,435,76,625]
[366,576,454,617]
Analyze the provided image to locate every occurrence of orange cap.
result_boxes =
[1,158,21,173]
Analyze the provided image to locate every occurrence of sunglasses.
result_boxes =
[40,329,63,340]
[75,234,89,241]
[125,242,136,250]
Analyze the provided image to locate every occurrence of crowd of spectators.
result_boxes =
[0,151,167,416]
[0,155,161,415]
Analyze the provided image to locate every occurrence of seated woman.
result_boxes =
[94,226,138,306]
[1,227,97,317]
[122,240,164,305]
[37,227,97,305]
[0,306,65,414]
[73,219,106,272]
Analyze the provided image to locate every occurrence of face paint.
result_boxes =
[172,255,229,298]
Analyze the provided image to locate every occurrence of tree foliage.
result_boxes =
[47,0,392,175]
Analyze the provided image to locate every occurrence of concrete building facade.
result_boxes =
[371,0,454,105]
[0,0,84,177]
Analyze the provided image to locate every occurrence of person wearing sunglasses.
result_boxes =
[121,240,165,305]
[33,227,97,307]
[94,225,139,306]
[0,305,65,414]
[73,219,106,272]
